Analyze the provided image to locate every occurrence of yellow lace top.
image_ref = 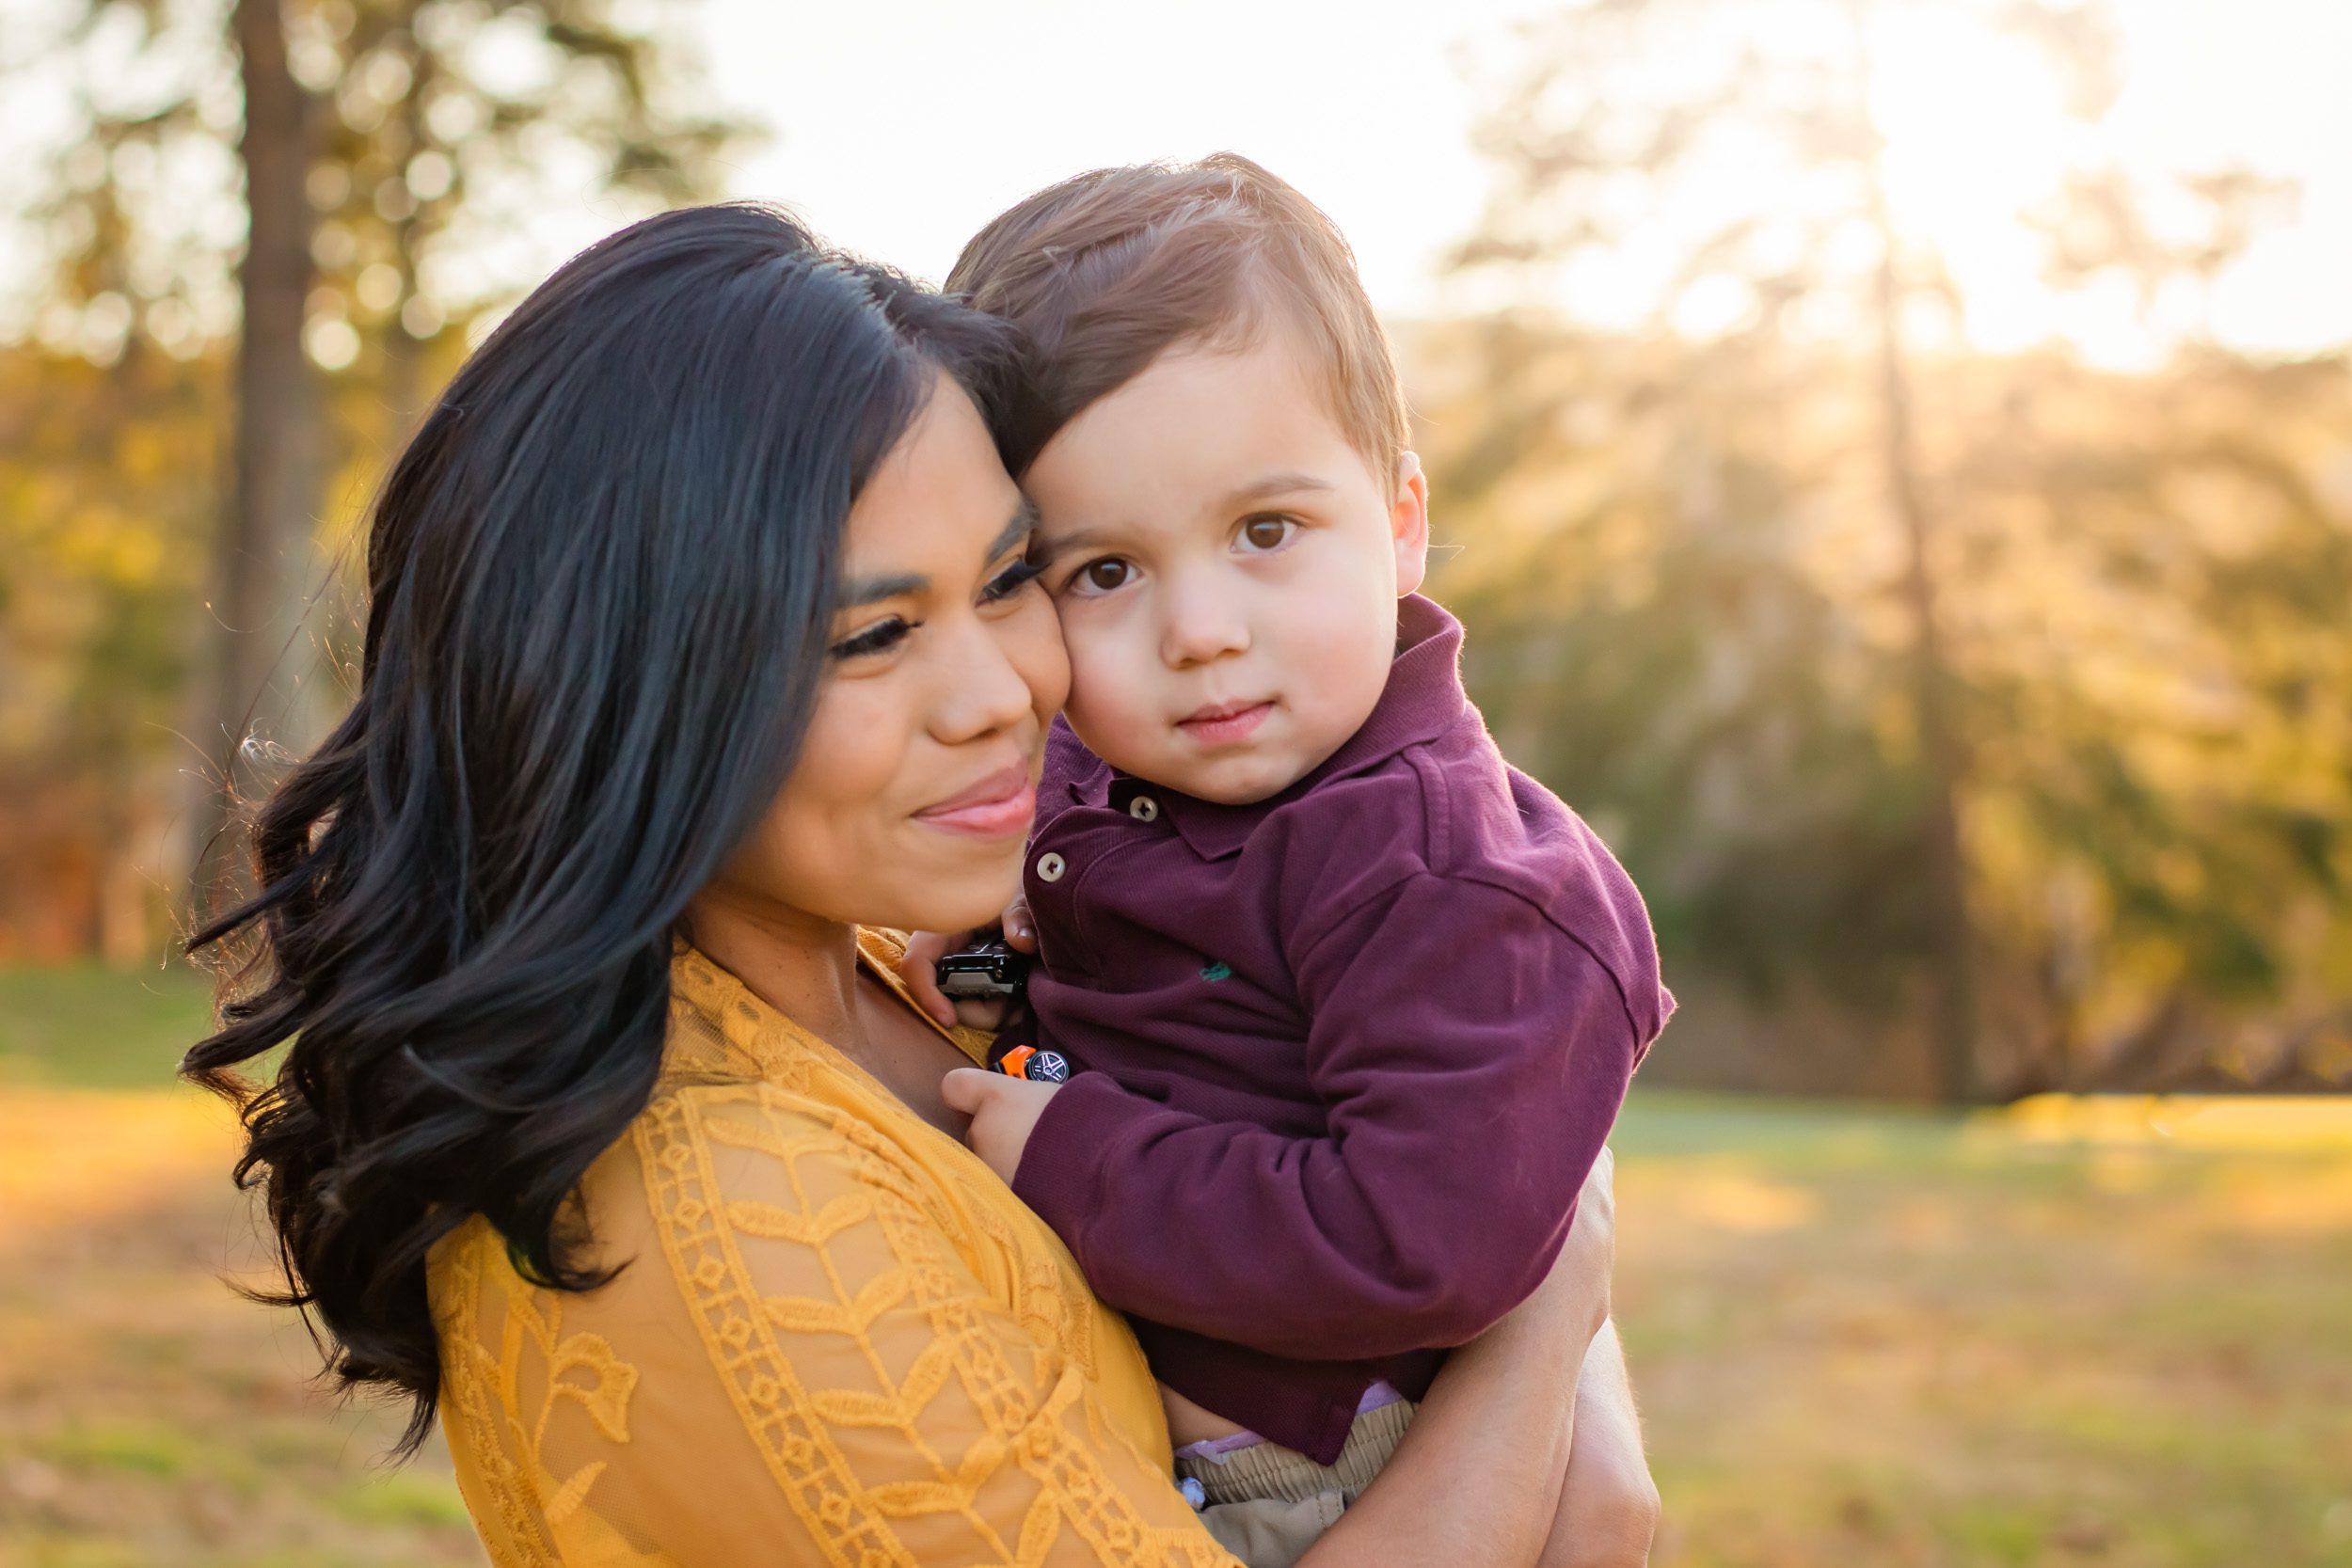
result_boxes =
[426,930,1238,1567]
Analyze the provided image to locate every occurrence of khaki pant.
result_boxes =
[1186,1401,1415,1568]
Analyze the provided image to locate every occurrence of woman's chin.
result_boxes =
[877,858,1025,937]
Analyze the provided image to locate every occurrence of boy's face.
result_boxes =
[1023,328,1428,805]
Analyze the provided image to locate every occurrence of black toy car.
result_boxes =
[935,939,1031,1000]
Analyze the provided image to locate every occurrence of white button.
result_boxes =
[1128,796,1159,822]
[1035,851,1067,882]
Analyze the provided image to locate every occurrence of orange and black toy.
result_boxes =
[993,1045,1072,1084]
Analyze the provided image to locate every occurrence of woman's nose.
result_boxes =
[931,614,1040,745]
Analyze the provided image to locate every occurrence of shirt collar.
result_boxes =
[664,932,990,1085]
[1114,594,1469,862]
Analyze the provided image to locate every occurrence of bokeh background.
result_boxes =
[2,1,2347,1564]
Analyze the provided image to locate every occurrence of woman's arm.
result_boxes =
[1295,1148,1638,1568]
[1540,1320,1660,1568]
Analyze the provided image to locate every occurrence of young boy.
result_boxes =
[916,155,1673,1558]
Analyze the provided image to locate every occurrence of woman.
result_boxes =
[185,204,1656,1566]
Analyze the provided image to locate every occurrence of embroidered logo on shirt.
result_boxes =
[1200,962,1232,982]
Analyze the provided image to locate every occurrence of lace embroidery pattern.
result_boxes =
[852,1126,1222,1567]
[638,1086,1227,1568]
[435,1226,642,1567]
[428,937,1232,1568]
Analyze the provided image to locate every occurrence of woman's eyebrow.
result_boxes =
[989,497,1041,561]
[838,499,1040,607]
[840,571,925,607]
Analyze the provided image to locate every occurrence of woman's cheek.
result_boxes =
[795,675,909,837]
[711,684,895,924]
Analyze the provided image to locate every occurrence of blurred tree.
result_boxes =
[1433,0,2351,1096]
[6,0,752,928]
[0,341,220,960]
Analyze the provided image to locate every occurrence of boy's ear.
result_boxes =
[1391,451,1431,597]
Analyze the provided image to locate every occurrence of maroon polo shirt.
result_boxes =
[1009,594,1672,1465]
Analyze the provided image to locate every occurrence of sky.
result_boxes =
[688,0,2352,363]
[685,0,1555,317]
[2,0,2347,364]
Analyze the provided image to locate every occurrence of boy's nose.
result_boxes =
[1158,579,1249,668]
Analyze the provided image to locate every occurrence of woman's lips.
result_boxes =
[914,765,1036,838]
[1176,700,1274,746]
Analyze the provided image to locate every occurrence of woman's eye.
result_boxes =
[980,557,1044,604]
[1239,516,1295,552]
[1075,559,1134,594]
[830,617,911,659]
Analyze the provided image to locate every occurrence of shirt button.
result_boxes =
[1035,851,1067,882]
[1127,796,1159,823]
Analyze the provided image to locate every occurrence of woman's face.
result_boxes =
[706,372,1069,937]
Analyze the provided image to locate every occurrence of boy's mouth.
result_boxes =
[1175,699,1275,746]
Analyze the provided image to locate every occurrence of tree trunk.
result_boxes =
[1849,1,1979,1103]
[190,0,317,911]
[1871,258,1979,1104]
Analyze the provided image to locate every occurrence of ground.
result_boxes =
[2,967,2347,1567]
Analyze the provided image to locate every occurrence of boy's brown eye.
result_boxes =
[1083,560,1132,592]
[1241,517,1292,551]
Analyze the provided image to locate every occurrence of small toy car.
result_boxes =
[936,939,1031,1001]
[993,1045,1071,1084]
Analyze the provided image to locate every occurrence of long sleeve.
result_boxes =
[1011,875,1645,1363]
[431,1082,1238,1568]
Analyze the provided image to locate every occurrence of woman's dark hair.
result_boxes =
[183,202,1022,1456]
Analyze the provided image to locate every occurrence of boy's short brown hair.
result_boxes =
[946,153,1408,485]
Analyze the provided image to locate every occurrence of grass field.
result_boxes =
[1,968,2347,1566]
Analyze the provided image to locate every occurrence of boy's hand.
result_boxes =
[899,929,975,1028]
[941,1067,1057,1186]
[900,896,1038,1031]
